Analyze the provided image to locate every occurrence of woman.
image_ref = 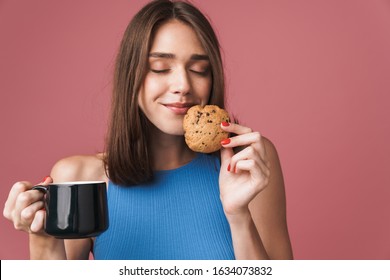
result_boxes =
[3,0,293,260]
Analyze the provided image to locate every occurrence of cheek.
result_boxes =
[142,76,160,97]
[139,76,163,110]
[196,78,212,105]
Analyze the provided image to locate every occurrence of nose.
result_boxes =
[170,67,191,95]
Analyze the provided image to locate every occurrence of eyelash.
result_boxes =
[150,69,209,76]
[191,69,210,76]
[150,69,169,74]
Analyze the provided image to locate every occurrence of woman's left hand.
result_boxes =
[219,122,271,217]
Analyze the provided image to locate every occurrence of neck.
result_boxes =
[149,130,196,171]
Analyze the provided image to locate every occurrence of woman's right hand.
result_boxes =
[3,176,53,235]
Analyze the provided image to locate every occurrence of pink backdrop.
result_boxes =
[1,0,389,260]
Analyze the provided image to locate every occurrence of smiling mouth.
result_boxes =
[163,103,195,115]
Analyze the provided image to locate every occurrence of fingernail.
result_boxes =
[227,164,231,172]
[42,176,50,183]
[221,138,231,145]
[221,121,230,127]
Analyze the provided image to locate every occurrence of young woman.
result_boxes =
[3,0,293,260]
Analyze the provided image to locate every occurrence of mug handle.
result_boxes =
[32,185,48,193]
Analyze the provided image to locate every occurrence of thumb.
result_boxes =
[220,146,234,170]
[40,176,53,185]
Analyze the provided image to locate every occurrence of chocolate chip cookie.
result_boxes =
[183,105,230,153]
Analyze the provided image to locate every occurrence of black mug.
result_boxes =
[33,181,109,239]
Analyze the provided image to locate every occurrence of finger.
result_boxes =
[13,190,45,223]
[220,122,252,135]
[30,209,46,233]
[229,145,268,174]
[235,159,270,189]
[3,181,32,220]
[41,176,53,185]
[221,132,266,158]
[220,146,234,171]
[20,201,45,224]
[4,176,51,218]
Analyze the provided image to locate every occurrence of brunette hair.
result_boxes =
[104,0,225,186]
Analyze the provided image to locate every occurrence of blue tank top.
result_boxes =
[93,153,235,260]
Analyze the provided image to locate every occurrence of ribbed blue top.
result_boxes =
[93,153,235,260]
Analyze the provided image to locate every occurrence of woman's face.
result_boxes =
[138,20,212,136]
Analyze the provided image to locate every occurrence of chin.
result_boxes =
[167,128,185,136]
[156,123,185,136]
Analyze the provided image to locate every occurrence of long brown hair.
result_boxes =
[104,0,225,186]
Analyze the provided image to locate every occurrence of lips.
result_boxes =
[163,102,195,115]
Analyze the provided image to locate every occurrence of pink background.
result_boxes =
[1,0,389,260]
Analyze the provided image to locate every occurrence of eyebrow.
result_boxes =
[149,52,209,61]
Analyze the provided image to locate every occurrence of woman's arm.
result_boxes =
[48,155,107,259]
[219,123,293,259]
[3,154,105,259]
[248,138,293,259]
[227,138,293,259]
[3,177,68,259]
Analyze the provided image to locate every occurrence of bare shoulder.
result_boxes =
[50,153,107,183]
[262,136,280,160]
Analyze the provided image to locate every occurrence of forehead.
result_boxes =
[150,20,206,55]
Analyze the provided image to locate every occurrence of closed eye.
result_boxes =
[189,68,210,76]
[150,69,170,74]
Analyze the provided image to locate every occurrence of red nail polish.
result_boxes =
[221,121,230,127]
[221,138,231,145]
[227,164,231,172]
[42,176,50,182]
